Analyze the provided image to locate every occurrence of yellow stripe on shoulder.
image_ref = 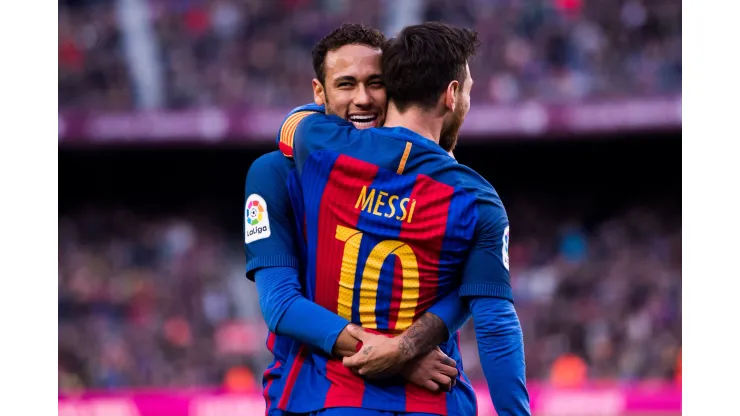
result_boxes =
[396,142,413,174]
[279,111,314,151]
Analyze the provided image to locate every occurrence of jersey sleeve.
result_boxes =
[276,103,325,158]
[470,297,531,414]
[244,154,301,280]
[426,288,471,339]
[459,194,513,301]
[275,104,363,173]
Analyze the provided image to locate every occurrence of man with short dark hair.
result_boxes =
[245,23,472,416]
[276,21,531,415]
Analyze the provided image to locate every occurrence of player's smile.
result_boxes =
[348,112,380,129]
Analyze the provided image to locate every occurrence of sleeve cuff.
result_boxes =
[321,315,351,355]
[459,283,514,302]
[246,255,300,281]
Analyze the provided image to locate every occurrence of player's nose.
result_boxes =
[353,85,372,107]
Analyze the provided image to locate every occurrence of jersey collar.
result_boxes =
[373,126,450,157]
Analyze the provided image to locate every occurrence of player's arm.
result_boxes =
[340,303,466,392]
[342,289,471,380]
[398,288,471,358]
[263,268,463,391]
[275,103,324,158]
[460,198,531,416]
[276,103,363,173]
[244,154,351,356]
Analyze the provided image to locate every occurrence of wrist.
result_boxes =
[394,335,416,362]
[332,323,363,358]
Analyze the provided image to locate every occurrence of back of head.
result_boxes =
[381,22,480,112]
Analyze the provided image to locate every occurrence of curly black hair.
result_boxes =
[312,23,387,84]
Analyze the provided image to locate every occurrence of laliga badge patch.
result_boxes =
[244,194,271,244]
[502,225,510,271]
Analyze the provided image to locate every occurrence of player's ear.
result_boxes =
[445,80,459,113]
[312,79,326,106]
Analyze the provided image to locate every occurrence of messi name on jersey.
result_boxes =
[355,185,417,223]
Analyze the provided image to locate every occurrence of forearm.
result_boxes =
[396,312,449,361]
[255,267,349,355]
[395,289,471,360]
[426,289,471,340]
[470,297,531,416]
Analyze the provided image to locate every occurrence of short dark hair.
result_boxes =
[312,23,387,84]
[381,22,480,112]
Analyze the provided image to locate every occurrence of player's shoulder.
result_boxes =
[451,163,502,203]
[277,103,326,157]
[445,162,507,222]
[248,150,296,180]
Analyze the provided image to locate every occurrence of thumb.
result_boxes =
[346,324,369,341]
[343,352,362,369]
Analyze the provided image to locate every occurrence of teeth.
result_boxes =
[350,115,376,121]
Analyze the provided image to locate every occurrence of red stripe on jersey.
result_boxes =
[400,174,454,319]
[398,174,453,411]
[405,382,448,414]
[314,154,379,313]
[316,155,379,409]
[266,332,277,353]
[262,361,281,416]
[279,141,294,158]
[388,256,404,332]
[277,345,308,410]
[324,328,392,408]
[324,360,366,408]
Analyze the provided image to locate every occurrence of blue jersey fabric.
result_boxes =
[244,150,475,414]
[284,109,513,301]
[271,108,504,414]
[274,104,529,415]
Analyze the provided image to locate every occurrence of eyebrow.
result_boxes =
[334,76,357,85]
[333,74,383,84]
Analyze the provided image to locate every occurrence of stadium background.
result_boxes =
[58,0,681,415]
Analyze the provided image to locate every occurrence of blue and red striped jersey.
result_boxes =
[271,107,513,415]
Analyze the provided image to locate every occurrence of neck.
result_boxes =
[382,102,443,144]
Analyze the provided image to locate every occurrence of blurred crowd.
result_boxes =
[58,200,681,391]
[58,0,681,110]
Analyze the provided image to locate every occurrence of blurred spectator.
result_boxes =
[550,353,588,387]
[58,0,681,110]
[675,347,681,384]
[223,366,257,392]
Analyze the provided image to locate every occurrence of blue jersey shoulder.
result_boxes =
[453,163,508,230]
[249,150,297,179]
[378,130,506,222]
[453,163,505,208]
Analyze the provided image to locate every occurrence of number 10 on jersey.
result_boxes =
[334,225,421,332]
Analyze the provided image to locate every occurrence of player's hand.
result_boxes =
[342,325,406,378]
[332,323,364,357]
[400,347,458,393]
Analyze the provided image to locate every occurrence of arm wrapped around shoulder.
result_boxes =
[276,104,325,158]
